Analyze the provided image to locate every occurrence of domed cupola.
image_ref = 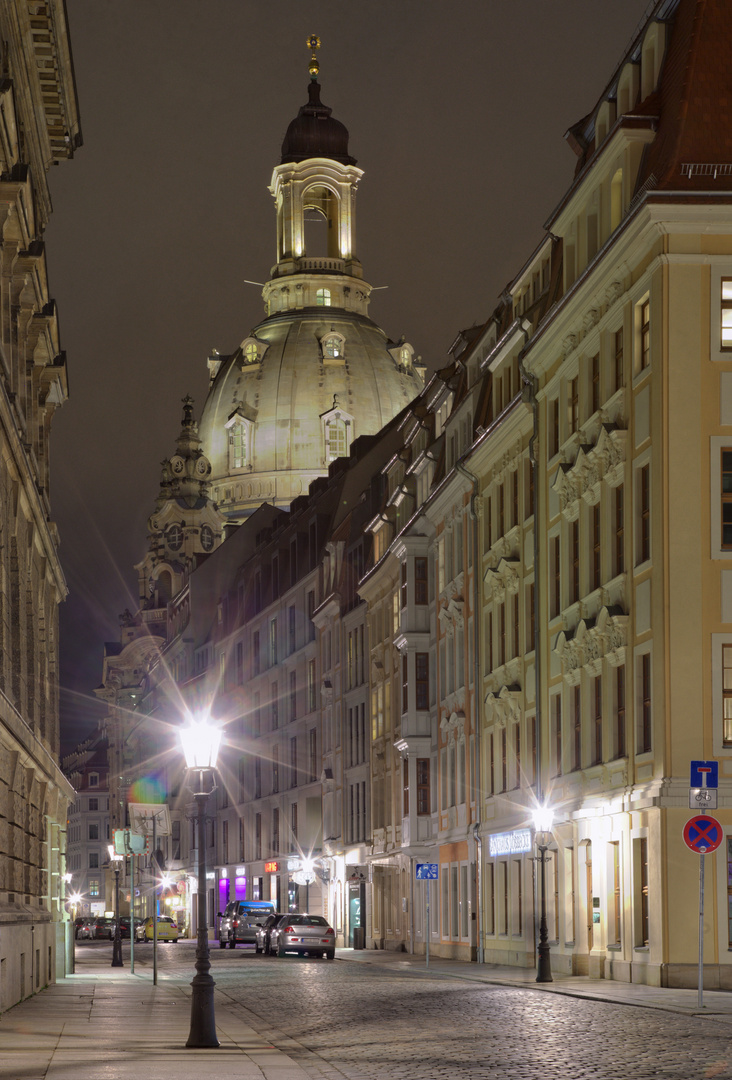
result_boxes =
[197,37,425,524]
[281,78,356,167]
[135,396,224,609]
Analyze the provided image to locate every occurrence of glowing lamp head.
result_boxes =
[68,892,82,907]
[179,716,222,770]
[532,805,555,838]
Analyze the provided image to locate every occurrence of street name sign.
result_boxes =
[416,863,438,879]
[683,814,723,854]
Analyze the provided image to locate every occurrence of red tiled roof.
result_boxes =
[644,0,732,190]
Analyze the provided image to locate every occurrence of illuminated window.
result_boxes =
[89,879,99,897]
[723,646,732,747]
[316,288,331,307]
[321,332,344,359]
[227,417,250,470]
[722,279,732,349]
[243,341,259,364]
[328,419,347,460]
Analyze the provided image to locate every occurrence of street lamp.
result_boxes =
[179,715,221,1049]
[107,844,124,968]
[532,804,554,984]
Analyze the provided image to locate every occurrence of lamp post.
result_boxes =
[107,844,124,968]
[533,805,554,983]
[179,716,222,1050]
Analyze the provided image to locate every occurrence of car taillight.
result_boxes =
[283,926,295,933]
[325,928,335,937]
[233,919,239,927]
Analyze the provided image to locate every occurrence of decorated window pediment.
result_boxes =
[439,709,466,745]
[552,424,627,516]
[484,684,522,728]
[553,604,628,678]
[438,595,465,630]
[484,557,520,601]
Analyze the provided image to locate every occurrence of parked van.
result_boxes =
[218,899,276,948]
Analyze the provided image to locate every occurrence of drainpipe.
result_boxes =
[456,460,483,963]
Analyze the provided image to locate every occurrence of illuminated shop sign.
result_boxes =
[264,861,279,873]
[488,828,532,857]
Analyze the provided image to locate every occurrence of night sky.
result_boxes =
[47,0,647,753]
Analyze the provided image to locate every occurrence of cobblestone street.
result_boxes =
[130,943,732,1080]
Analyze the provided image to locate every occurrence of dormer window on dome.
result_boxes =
[320,331,345,360]
[241,337,264,366]
[225,411,254,471]
[389,342,414,372]
[321,398,354,463]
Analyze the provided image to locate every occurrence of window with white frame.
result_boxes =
[634,294,651,375]
[226,414,252,471]
[241,338,261,365]
[321,331,345,359]
[636,646,652,754]
[711,266,732,361]
[634,456,651,566]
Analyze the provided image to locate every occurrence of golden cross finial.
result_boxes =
[307,34,321,81]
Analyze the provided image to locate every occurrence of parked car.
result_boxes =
[270,914,335,959]
[118,916,144,940]
[218,899,276,948]
[254,913,282,955]
[90,917,115,940]
[75,918,94,940]
[135,915,179,942]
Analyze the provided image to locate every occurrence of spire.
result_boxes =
[307,33,320,82]
[280,34,356,166]
[154,395,213,510]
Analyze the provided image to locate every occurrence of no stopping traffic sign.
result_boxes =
[683,815,723,854]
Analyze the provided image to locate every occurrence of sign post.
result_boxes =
[684,760,722,1010]
[415,864,438,969]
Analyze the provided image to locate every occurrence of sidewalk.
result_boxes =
[3,947,732,1080]
[339,946,732,1020]
[0,956,315,1080]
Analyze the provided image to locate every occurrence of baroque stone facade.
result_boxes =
[0,0,80,1010]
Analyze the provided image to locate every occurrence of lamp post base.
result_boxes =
[186,972,219,1048]
[536,944,553,983]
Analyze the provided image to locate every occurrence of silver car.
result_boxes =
[270,914,335,959]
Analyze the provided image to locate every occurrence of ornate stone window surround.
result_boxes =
[224,409,254,472]
[553,605,628,685]
[552,424,627,521]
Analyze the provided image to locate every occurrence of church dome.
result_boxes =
[197,44,424,522]
[198,309,421,521]
[281,81,356,166]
